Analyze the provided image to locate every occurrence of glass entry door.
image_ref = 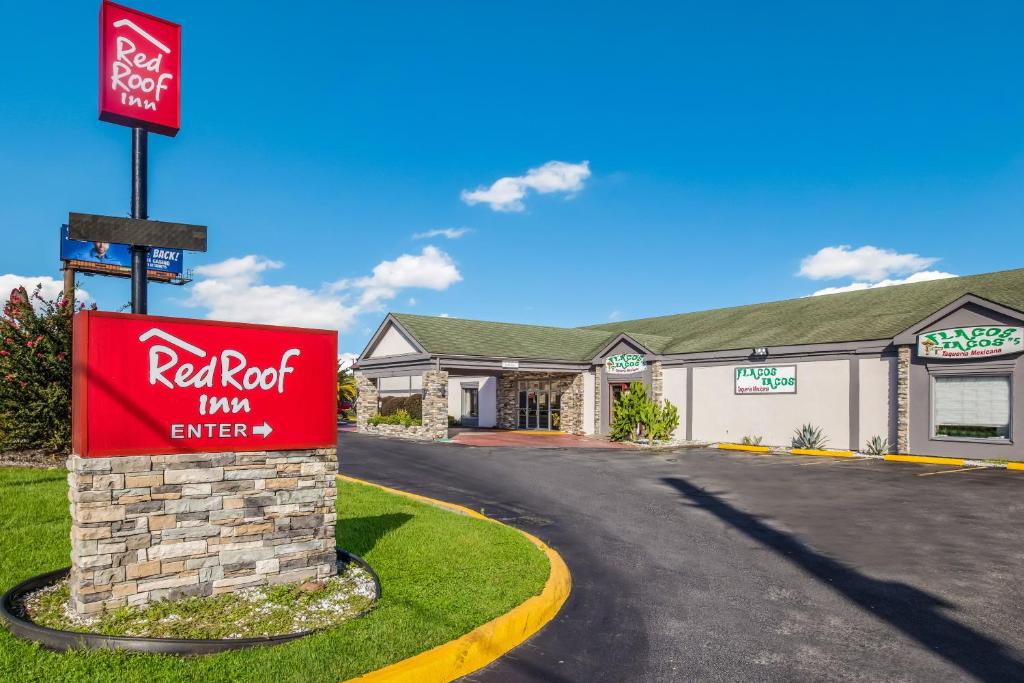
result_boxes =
[460,386,479,426]
[517,381,562,430]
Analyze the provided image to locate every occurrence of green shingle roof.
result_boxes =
[387,268,1024,360]
[391,314,618,362]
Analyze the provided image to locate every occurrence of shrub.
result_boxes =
[380,394,423,420]
[0,286,80,455]
[791,423,827,450]
[863,435,889,455]
[741,435,763,446]
[447,415,460,427]
[368,408,421,428]
[609,382,679,442]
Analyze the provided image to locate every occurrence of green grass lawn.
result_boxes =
[0,466,549,682]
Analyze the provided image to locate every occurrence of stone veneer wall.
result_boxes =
[497,372,583,434]
[68,449,337,615]
[896,345,911,454]
[356,370,447,440]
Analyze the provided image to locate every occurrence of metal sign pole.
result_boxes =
[130,127,149,314]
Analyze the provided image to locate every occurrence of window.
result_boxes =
[933,375,1011,440]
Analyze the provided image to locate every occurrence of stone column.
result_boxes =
[497,373,517,429]
[558,374,583,434]
[355,373,378,432]
[594,367,603,435]
[896,345,911,453]
[421,370,449,439]
[651,361,664,404]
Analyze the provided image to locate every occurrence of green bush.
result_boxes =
[863,435,890,455]
[741,435,763,446]
[609,381,679,442]
[0,285,80,454]
[380,394,423,420]
[792,423,828,450]
[369,408,422,428]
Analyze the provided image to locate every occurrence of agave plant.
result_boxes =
[863,435,889,456]
[792,423,827,449]
[741,435,763,446]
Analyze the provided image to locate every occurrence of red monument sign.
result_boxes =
[99,0,181,136]
[72,312,337,457]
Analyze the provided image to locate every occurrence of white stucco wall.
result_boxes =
[691,360,850,448]
[661,367,687,428]
[378,374,422,395]
[859,356,894,449]
[368,326,417,358]
[447,376,497,428]
[582,371,596,435]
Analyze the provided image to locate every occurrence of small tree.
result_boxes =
[609,381,679,442]
[0,285,84,454]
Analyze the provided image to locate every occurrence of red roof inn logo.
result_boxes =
[99,1,181,136]
[72,312,337,457]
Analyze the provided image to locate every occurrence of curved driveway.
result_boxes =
[339,433,1024,682]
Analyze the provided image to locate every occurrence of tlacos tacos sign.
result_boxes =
[605,353,646,375]
[735,366,796,394]
[72,312,337,457]
[99,1,181,136]
[917,326,1023,360]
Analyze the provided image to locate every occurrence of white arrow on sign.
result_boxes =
[253,422,273,438]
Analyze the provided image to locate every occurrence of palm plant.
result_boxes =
[337,368,357,405]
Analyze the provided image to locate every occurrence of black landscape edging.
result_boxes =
[0,548,380,655]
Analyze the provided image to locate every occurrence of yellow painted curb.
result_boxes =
[717,443,770,453]
[337,475,572,683]
[1008,462,1024,471]
[790,448,855,458]
[884,454,965,466]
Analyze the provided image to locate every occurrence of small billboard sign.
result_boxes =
[73,312,338,457]
[60,225,183,275]
[605,353,646,375]
[99,1,181,136]
[917,326,1023,360]
[735,366,797,394]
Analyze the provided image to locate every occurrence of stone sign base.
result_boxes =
[67,448,337,615]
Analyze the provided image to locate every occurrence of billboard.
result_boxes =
[99,1,181,136]
[60,225,183,275]
[73,312,338,457]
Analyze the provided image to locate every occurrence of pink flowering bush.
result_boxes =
[0,285,87,453]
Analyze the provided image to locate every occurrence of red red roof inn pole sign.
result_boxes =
[99,0,181,136]
[73,312,337,457]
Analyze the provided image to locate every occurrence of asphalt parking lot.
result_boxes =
[339,433,1024,682]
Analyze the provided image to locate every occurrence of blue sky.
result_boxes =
[3,1,1024,360]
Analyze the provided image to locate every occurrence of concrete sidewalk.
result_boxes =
[449,429,635,449]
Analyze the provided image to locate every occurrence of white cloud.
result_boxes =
[186,247,461,332]
[412,228,471,240]
[330,246,462,310]
[799,245,940,282]
[0,274,89,307]
[461,160,591,212]
[438,313,450,318]
[408,297,417,306]
[608,310,621,321]
[810,270,957,296]
[337,352,358,371]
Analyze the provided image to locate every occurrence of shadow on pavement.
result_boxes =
[661,476,1024,682]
